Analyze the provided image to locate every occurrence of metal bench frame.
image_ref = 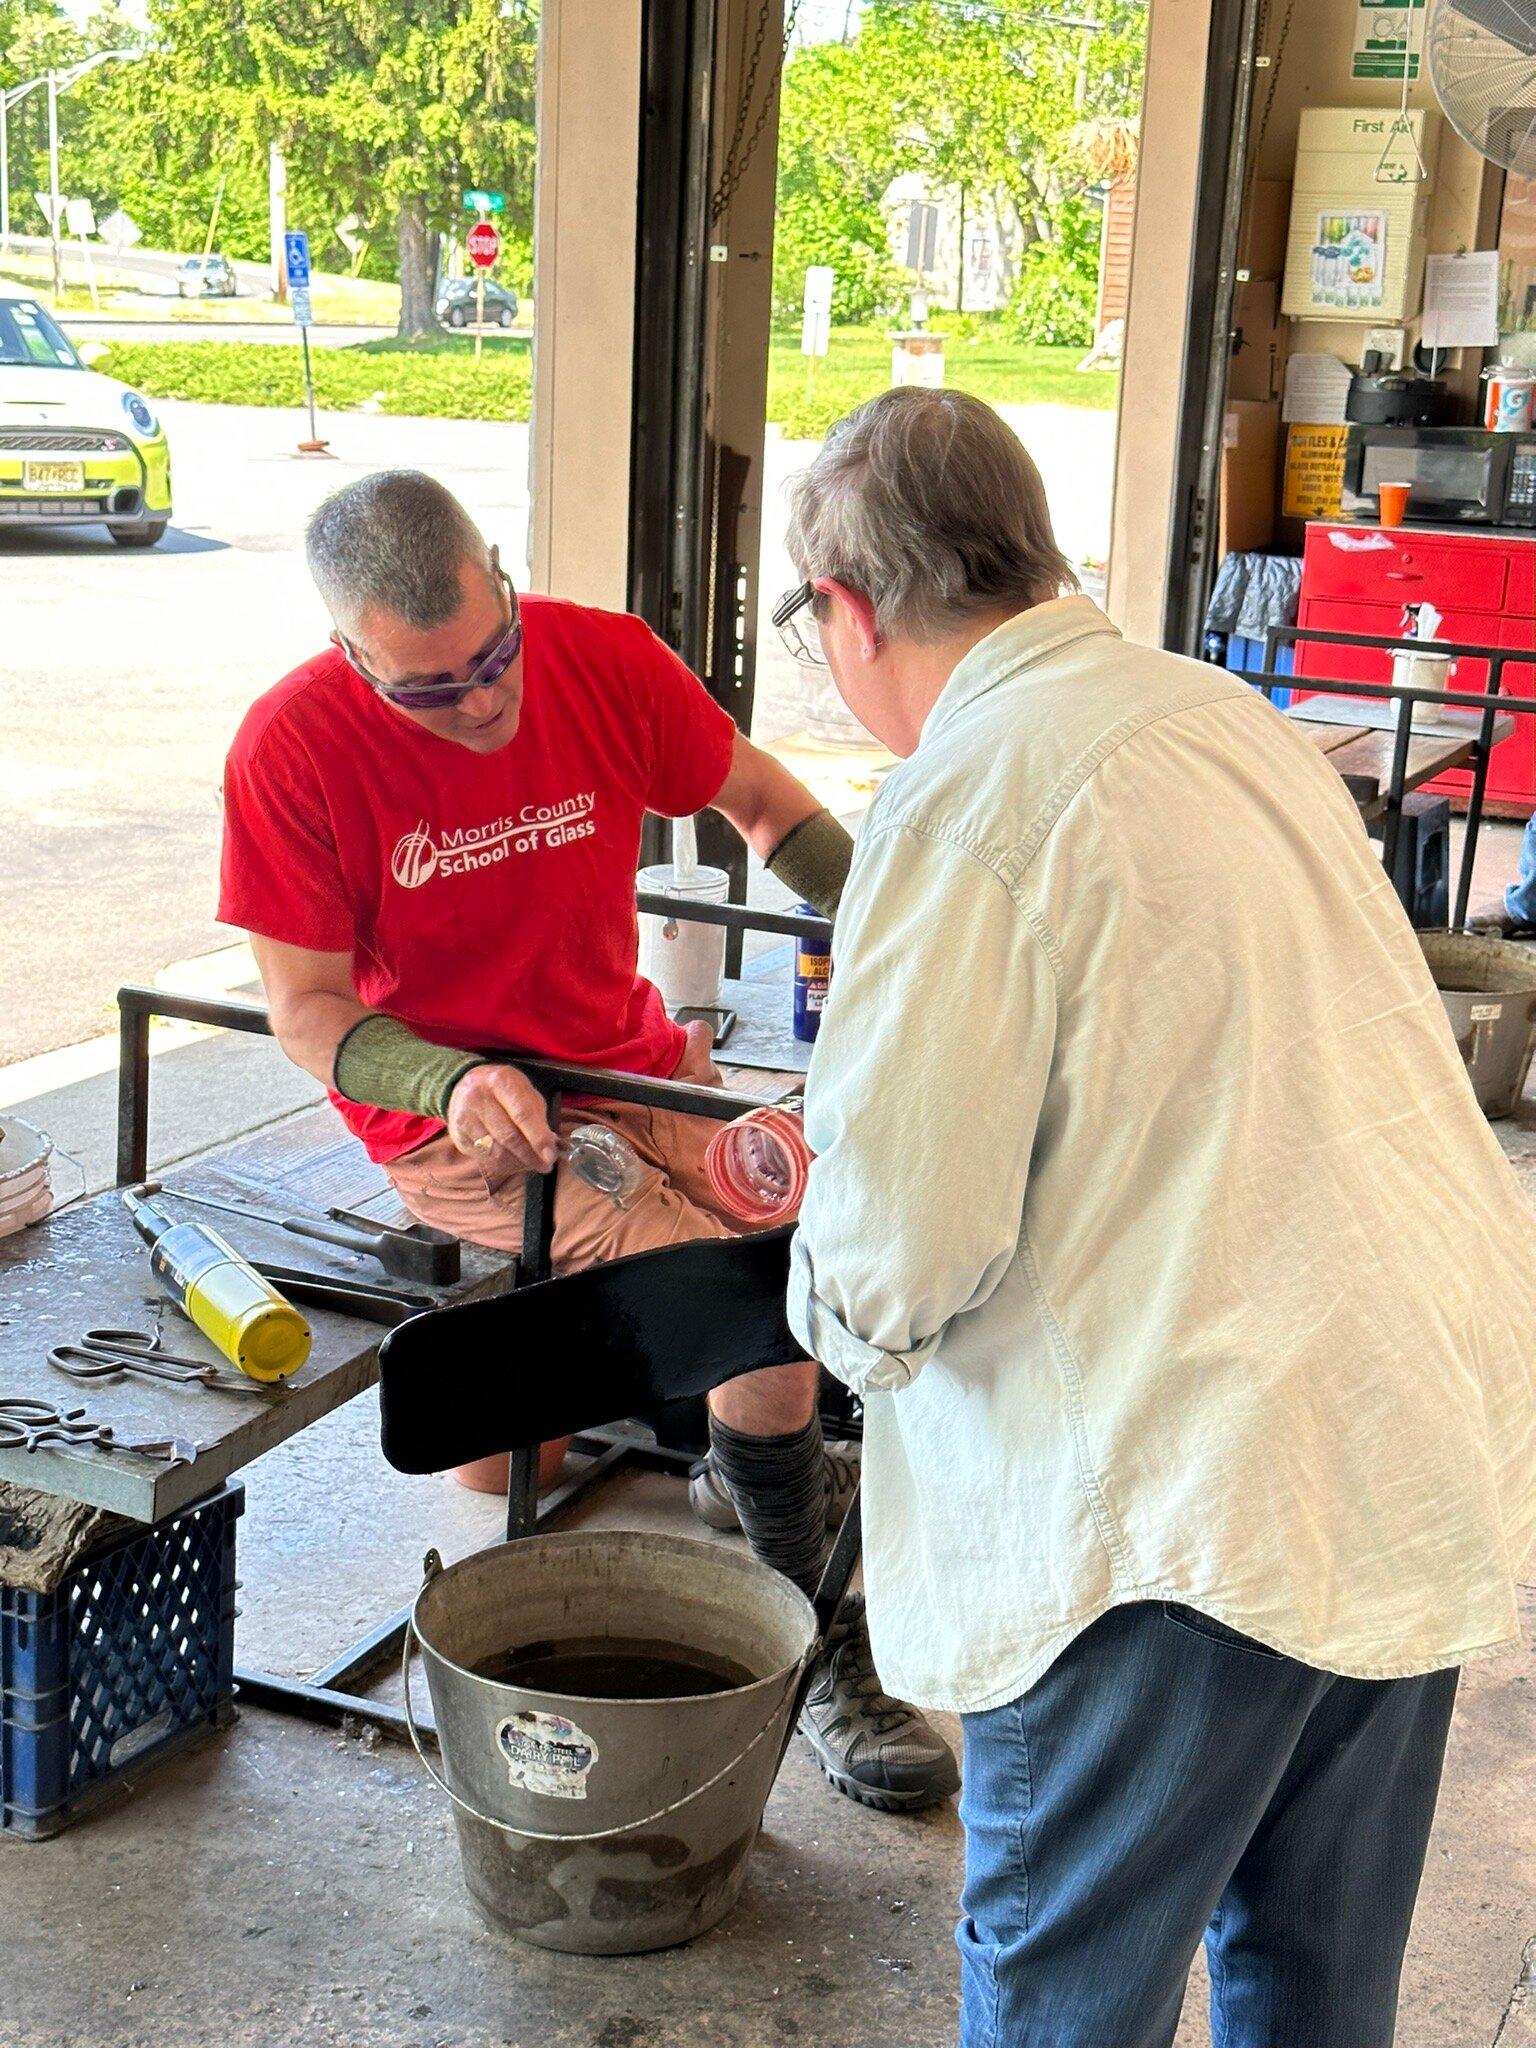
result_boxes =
[112,894,832,1742]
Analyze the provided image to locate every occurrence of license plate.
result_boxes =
[22,460,85,491]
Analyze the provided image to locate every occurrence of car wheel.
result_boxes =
[110,520,169,549]
[449,306,467,328]
[499,307,513,328]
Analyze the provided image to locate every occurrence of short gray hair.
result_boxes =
[305,470,490,630]
[785,387,1076,642]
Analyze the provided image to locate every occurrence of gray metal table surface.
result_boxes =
[0,1109,514,1524]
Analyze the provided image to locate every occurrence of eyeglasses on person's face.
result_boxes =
[334,561,522,710]
[773,579,831,669]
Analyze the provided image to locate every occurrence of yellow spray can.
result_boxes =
[122,1187,311,1383]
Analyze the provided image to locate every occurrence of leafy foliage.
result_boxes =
[94,334,533,419]
[1003,243,1098,347]
[772,0,1144,320]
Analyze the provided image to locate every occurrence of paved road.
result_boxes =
[0,396,1117,1066]
[0,402,532,1062]
[5,231,271,295]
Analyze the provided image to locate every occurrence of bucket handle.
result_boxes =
[401,1608,809,1846]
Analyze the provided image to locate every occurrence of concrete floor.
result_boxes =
[2,727,1533,2048]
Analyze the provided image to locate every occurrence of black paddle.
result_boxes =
[376,1225,806,1475]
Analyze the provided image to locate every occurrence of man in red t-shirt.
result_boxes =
[219,469,956,1814]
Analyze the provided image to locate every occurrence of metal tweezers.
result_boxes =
[0,1397,196,1468]
[46,1327,271,1400]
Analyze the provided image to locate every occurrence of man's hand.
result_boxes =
[446,1064,560,1173]
[672,1018,722,1087]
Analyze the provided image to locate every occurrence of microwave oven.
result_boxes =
[1340,425,1536,527]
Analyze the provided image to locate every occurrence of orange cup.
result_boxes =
[1377,481,1412,528]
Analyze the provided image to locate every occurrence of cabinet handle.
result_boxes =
[1384,570,1422,581]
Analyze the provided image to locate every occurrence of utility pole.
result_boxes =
[269,143,288,303]
[48,72,61,300]
[0,88,8,255]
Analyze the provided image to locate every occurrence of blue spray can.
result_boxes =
[793,902,832,1043]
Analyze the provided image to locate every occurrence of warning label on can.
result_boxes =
[495,1710,599,1800]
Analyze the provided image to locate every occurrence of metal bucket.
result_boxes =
[1420,931,1536,1119]
[404,1530,816,1955]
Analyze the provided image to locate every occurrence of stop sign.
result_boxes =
[466,221,501,270]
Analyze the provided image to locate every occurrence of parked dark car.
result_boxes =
[436,276,519,330]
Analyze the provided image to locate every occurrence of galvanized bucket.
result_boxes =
[1420,931,1536,1119]
[404,1529,816,1954]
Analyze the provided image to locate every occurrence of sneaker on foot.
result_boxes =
[798,1595,959,1813]
[688,1441,862,1533]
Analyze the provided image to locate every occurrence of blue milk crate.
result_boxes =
[1,1483,242,1840]
[1224,635,1294,708]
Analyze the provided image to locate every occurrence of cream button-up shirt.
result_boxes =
[788,596,1536,1716]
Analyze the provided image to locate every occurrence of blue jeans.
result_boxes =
[957,1602,1458,2048]
[1505,813,1536,924]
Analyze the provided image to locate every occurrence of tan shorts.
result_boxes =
[386,1100,788,1273]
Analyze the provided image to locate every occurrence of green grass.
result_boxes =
[768,326,1117,439]
[94,333,533,422]
[89,320,1113,430]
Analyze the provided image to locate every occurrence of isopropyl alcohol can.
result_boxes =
[792,901,832,1044]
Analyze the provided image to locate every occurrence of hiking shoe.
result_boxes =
[688,1440,862,1533]
[1467,909,1536,942]
[798,1595,959,1813]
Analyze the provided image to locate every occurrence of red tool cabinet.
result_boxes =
[1294,523,1536,817]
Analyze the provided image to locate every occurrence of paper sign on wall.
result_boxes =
[1420,251,1500,350]
[1353,0,1424,80]
[1283,425,1350,521]
[1282,353,1353,424]
[1309,212,1388,311]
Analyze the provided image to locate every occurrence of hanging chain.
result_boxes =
[709,0,803,226]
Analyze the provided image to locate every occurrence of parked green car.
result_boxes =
[0,284,172,547]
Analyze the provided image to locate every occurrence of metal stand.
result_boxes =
[113,918,833,1743]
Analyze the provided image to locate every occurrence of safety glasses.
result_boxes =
[773,579,830,668]
[336,566,523,710]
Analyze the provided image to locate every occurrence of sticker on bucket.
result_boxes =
[496,1709,599,1799]
[1470,1003,1503,1021]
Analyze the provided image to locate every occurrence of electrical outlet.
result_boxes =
[1363,326,1406,370]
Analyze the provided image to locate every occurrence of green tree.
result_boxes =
[67,0,538,335]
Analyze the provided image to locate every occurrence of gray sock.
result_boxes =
[707,1412,827,1599]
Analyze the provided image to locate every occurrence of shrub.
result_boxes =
[1004,241,1100,349]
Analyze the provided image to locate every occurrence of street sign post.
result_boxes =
[63,196,98,309]
[282,231,326,454]
[802,265,834,390]
[465,221,501,363]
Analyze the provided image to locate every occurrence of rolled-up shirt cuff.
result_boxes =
[787,1237,937,1395]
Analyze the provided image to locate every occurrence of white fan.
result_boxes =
[1427,0,1536,172]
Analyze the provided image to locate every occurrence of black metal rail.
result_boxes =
[1257,626,1536,929]
[113,891,818,1741]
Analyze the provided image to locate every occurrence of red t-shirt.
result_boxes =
[218,595,736,1163]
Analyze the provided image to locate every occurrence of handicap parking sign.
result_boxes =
[283,231,311,290]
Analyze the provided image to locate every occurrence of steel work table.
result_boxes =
[1286,697,1517,823]
[0,1109,516,1525]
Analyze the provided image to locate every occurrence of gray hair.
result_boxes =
[785,387,1076,642]
[305,470,490,630]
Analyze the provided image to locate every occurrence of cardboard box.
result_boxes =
[1282,422,1349,522]
[1219,399,1280,556]
[1238,178,1291,280]
[1229,279,1284,402]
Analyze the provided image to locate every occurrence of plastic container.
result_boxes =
[0,1117,53,1239]
[1,1484,243,1839]
[637,862,730,1013]
[1419,930,1536,1119]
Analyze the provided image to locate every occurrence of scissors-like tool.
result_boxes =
[46,1327,270,1400]
[0,1397,196,1468]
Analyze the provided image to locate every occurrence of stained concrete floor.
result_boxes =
[2,1361,1532,2048]
[2,830,1534,2047]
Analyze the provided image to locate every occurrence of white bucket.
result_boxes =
[638,863,730,1012]
[0,1117,53,1238]
[1391,649,1453,733]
